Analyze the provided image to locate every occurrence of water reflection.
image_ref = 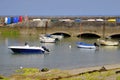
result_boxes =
[101,46,119,51]
[78,48,99,54]
[41,43,55,49]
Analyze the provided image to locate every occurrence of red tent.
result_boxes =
[19,16,23,22]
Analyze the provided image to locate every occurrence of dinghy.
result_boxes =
[76,42,99,49]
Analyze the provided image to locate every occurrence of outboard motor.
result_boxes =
[25,42,28,46]
[25,42,29,47]
[55,38,59,42]
[94,42,99,47]
[42,46,50,52]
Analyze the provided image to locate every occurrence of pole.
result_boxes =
[102,18,106,38]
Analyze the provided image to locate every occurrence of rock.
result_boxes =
[41,68,49,72]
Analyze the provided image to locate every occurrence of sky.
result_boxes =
[0,0,120,16]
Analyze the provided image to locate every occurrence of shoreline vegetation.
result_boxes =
[0,27,43,36]
[1,64,120,80]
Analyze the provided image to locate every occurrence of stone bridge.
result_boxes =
[43,26,120,38]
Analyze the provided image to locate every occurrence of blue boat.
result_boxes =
[8,44,49,54]
[76,42,98,49]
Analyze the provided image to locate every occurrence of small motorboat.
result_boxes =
[8,43,49,54]
[76,42,99,49]
[39,34,57,43]
[97,39,119,46]
[50,34,63,40]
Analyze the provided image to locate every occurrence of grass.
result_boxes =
[9,68,71,80]
[0,27,20,37]
[116,75,120,80]
[0,27,44,37]
[0,67,118,80]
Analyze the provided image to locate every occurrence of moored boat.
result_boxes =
[76,42,99,49]
[97,39,119,46]
[50,34,63,40]
[39,34,57,43]
[8,44,49,54]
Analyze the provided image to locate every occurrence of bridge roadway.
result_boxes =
[42,26,120,38]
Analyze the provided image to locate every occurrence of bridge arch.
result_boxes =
[77,33,101,38]
[109,34,120,39]
[50,32,71,37]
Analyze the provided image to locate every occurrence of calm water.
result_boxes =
[1,35,120,76]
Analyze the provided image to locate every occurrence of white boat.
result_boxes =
[51,34,63,40]
[76,42,99,49]
[39,34,56,43]
[97,39,119,46]
[8,43,49,54]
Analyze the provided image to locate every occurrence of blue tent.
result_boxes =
[13,17,19,23]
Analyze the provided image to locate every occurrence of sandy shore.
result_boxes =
[67,64,120,75]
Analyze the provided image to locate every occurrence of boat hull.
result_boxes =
[77,42,96,49]
[8,46,45,54]
[10,48,45,54]
[77,45,96,49]
[97,39,119,46]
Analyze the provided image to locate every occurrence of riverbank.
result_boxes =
[0,27,43,36]
[1,64,120,80]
